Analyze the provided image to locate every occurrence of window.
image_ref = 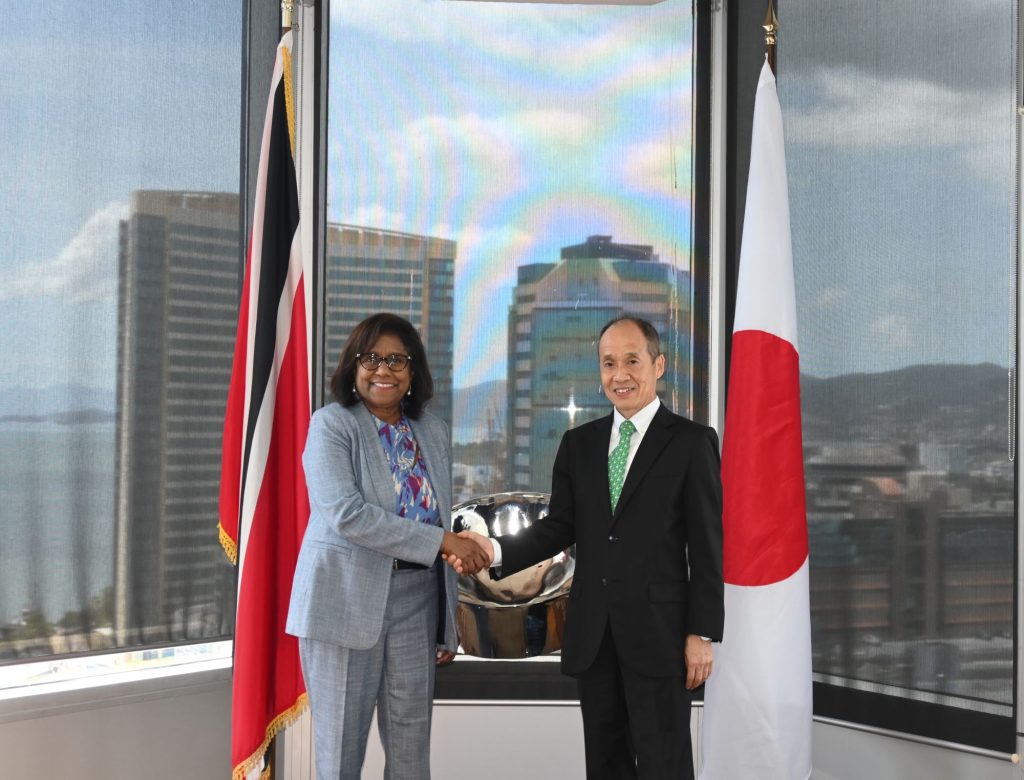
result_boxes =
[1,1,242,685]
[322,0,707,694]
[780,0,1015,750]
[325,0,704,497]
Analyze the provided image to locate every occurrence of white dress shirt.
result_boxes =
[608,396,662,474]
[490,397,662,567]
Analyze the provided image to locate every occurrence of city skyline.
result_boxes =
[327,0,698,390]
[0,0,1014,716]
[0,1,243,394]
[2,0,1015,396]
[114,190,240,645]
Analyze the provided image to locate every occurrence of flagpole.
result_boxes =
[263,6,291,779]
[763,0,779,75]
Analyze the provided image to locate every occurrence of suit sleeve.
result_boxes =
[684,426,725,640]
[302,409,444,565]
[497,431,578,576]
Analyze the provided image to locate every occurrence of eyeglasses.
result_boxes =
[356,352,412,372]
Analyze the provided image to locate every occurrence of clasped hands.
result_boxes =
[440,530,494,575]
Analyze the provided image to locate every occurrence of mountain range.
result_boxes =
[0,384,116,423]
[799,363,1008,450]
[0,363,1009,445]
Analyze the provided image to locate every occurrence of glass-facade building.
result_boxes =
[324,224,455,425]
[507,236,690,492]
[114,190,240,644]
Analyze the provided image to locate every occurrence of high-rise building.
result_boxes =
[805,444,1013,700]
[114,190,240,644]
[506,235,691,492]
[324,224,455,425]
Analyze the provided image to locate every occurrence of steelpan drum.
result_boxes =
[451,491,575,658]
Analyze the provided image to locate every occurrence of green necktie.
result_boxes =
[608,419,637,512]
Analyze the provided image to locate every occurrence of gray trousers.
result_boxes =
[299,567,439,780]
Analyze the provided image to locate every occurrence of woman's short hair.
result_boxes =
[330,312,434,419]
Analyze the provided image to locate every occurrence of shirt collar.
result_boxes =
[374,413,409,431]
[612,396,661,440]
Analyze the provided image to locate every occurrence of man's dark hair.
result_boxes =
[599,315,662,360]
[330,312,434,419]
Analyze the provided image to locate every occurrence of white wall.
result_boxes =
[411,704,1017,780]
[2,675,1017,780]
[0,667,231,780]
[810,720,1017,780]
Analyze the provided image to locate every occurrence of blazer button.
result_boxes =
[601,577,608,586]
[608,535,619,543]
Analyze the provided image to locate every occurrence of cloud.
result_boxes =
[359,107,593,223]
[395,108,591,170]
[450,221,535,269]
[0,202,127,303]
[509,109,592,146]
[811,286,847,310]
[784,69,1003,149]
[397,113,523,186]
[618,140,690,196]
[333,205,530,273]
[782,67,1011,184]
[870,314,914,350]
[781,1,1012,90]
[330,0,691,78]
[866,286,920,353]
[333,0,622,48]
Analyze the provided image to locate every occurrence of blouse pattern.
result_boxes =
[375,415,441,527]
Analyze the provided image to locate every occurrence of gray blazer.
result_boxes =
[286,401,459,651]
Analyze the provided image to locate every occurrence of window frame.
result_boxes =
[722,0,1019,755]
[312,0,717,703]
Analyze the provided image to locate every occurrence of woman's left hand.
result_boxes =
[436,649,456,666]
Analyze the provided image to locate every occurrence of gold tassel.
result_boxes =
[232,694,310,780]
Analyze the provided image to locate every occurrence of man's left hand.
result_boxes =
[684,634,713,690]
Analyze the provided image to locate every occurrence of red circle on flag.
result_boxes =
[721,330,808,586]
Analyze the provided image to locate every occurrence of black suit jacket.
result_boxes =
[499,403,724,677]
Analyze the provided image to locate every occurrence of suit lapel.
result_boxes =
[612,404,674,524]
[585,414,615,522]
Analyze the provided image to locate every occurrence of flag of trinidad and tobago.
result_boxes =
[218,29,311,780]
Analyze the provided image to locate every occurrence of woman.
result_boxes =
[286,312,487,779]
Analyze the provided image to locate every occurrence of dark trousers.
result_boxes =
[576,624,694,780]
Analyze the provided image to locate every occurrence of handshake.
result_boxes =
[440,530,494,576]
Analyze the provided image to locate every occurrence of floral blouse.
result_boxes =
[375,415,441,527]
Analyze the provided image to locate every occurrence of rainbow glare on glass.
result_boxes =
[327,1,695,390]
[357,352,412,372]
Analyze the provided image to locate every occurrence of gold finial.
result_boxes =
[763,0,779,74]
[281,0,294,31]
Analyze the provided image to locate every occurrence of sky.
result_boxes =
[0,0,1016,396]
[325,0,1015,385]
[778,0,1015,378]
[0,1,243,392]
[327,0,695,388]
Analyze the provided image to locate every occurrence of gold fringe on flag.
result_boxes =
[232,693,310,780]
[281,42,296,158]
[218,522,239,565]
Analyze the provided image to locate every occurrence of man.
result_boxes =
[454,315,723,779]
